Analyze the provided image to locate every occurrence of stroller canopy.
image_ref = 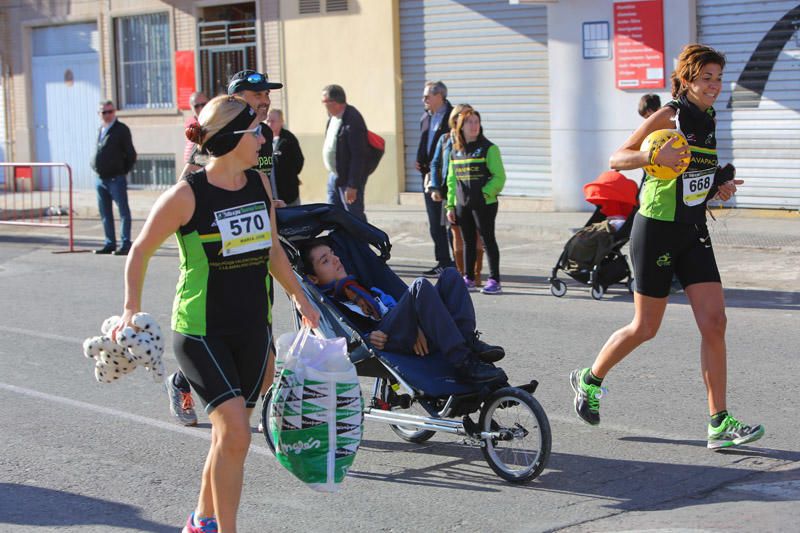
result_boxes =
[583,171,638,219]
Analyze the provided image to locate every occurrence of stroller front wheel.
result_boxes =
[550,279,567,297]
[478,387,551,483]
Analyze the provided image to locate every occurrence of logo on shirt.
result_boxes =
[656,253,672,267]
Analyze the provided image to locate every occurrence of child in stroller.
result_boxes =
[549,170,639,300]
[262,203,551,483]
[300,239,505,382]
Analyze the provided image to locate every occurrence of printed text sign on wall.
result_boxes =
[614,0,665,90]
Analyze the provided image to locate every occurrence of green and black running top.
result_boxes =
[445,136,506,210]
[172,169,273,336]
[639,96,718,224]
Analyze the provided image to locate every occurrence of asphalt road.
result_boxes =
[1,217,798,532]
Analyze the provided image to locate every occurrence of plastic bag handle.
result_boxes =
[287,326,313,359]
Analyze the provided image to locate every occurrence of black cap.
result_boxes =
[227,70,283,95]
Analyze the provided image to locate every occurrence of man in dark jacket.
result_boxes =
[267,108,304,206]
[416,81,454,275]
[322,84,369,221]
[91,100,137,255]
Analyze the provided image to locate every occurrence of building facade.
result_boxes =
[0,0,797,209]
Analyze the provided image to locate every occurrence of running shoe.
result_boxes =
[481,278,502,295]
[707,414,765,450]
[463,275,477,292]
[182,513,218,533]
[166,372,198,427]
[569,368,606,426]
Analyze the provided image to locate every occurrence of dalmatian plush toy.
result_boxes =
[82,312,165,383]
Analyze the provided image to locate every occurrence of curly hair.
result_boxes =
[670,44,726,98]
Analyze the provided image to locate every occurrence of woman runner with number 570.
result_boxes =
[569,44,764,451]
[113,95,319,533]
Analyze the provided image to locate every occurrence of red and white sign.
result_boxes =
[613,0,665,90]
[175,50,196,110]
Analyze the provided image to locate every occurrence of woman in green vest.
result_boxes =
[569,44,763,450]
[445,108,506,295]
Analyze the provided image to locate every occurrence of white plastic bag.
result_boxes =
[269,327,363,492]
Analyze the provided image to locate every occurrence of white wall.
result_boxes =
[547,0,695,210]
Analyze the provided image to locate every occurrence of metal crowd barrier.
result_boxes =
[0,162,75,252]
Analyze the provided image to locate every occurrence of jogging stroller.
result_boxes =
[261,203,551,483]
[549,171,638,300]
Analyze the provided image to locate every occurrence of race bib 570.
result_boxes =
[214,201,271,257]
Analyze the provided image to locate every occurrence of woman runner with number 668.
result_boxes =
[112,94,319,533]
[569,44,764,451]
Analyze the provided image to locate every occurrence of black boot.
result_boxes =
[454,356,506,383]
[468,331,505,363]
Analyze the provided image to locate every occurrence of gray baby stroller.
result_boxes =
[261,204,551,483]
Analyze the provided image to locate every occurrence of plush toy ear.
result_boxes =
[100,316,121,335]
[83,336,105,359]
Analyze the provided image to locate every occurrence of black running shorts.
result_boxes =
[173,327,272,412]
[630,212,721,298]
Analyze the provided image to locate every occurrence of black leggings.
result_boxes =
[457,202,500,282]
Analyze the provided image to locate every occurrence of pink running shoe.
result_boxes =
[183,513,218,533]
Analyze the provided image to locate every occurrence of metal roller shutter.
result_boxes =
[399,0,551,197]
[697,0,800,209]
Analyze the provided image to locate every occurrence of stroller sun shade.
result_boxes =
[583,171,638,219]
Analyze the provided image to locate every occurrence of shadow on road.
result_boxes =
[351,437,800,510]
[0,483,174,532]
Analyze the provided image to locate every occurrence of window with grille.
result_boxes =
[326,0,348,12]
[197,18,257,97]
[299,0,321,14]
[129,154,176,189]
[114,13,173,109]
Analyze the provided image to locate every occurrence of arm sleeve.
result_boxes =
[123,126,137,175]
[482,145,506,202]
[446,159,456,210]
[346,118,369,189]
[429,136,444,189]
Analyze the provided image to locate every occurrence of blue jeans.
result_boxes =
[328,172,366,222]
[423,191,452,266]
[96,175,131,248]
[378,268,474,363]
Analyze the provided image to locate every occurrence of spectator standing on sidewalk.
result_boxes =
[430,104,485,285]
[266,108,304,206]
[183,91,209,164]
[322,84,369,221]
[446,108,506,295]
[91,100,137,256]
[417,81,454,276]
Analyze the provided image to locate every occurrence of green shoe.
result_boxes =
[569,368,606,426]
[707,414,765,450]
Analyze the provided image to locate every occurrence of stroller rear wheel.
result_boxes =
[590,285,605,300]
[478,387,551,483]
[261,387,277,454]
[378,380,437,443]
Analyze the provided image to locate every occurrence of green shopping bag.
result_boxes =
[269,328,363,492]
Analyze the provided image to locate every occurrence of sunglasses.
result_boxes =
[193,102,207,111]
[232,124,263,138]
[245,73,266,84]
[100,109,115,115]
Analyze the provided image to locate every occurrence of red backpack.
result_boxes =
[365,130,385,176]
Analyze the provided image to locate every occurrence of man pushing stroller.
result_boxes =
[300,239,506,382]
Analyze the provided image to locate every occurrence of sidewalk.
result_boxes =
[67,189,800,250]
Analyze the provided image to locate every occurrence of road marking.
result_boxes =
[0,325,80,344]
[0,381,271,457]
